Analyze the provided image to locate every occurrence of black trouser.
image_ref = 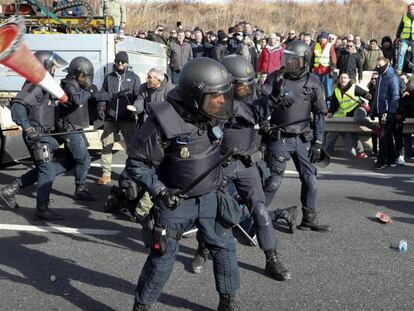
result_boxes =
[264,135,317,210]
[223,159,276,250]
[378,114,398,165]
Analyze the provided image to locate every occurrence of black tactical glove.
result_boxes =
[271,67,286,99]
[155,187,180,210]
[309,142,322,163]
[87,84,98,96]
[24,127,41,143]
[258,120,271,136]
[270,67,294,110]
[112,88,131,100]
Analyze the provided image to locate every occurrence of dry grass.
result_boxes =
[125,0,407,41]
[0,0,407,40]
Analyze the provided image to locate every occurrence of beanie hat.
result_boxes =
[115,51,129,63]
[320,31,329,39]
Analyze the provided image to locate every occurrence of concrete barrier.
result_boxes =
[325,117,414,134]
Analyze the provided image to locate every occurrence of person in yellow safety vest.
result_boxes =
[311,31,337,108]
[325,73,372,159]
[396,3,414,73]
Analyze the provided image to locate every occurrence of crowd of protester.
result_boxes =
[129,16,414,169]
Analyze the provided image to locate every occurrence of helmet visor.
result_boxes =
[201,87,234,121]
[233,81,254,101]
[49,52,68,68]
[282,51,304,73]
[77,73,93,89]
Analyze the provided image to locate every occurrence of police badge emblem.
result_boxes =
[180,146,190,158]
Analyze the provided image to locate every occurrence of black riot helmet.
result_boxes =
[64,56,94,89]
[34,50,67,76]
[221,54,255,101]
[282,40,311,76]
[178,57,234,122]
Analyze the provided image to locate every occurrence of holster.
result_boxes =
[300,131,313,142]
[240,151,262,167]
[142,207,181,255]
[32,143,53,163]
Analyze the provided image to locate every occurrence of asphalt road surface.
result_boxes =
[0,151,413,311]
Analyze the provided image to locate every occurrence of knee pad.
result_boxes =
[264,173,283,193]
[251,203,271,227]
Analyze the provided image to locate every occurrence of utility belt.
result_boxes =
[268,129,313,142]
[142,190,240,255]
[34,127,54,134]
[224,150,263,168]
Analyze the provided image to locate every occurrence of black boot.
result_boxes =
[34,201,64,221]
[264,249,291,281]
[75,184,98,201]
[270,206,298,233]
[192,245,209,274]
[297,207,331,232]
[0,180,20,209]
[217,294,239,311]
[132,301,150,311]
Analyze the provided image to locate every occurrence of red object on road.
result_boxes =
[376,212,392,223]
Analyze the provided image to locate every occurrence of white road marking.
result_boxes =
[0,224,120,235]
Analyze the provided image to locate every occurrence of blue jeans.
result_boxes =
[315,73,332,108]
[397,39,414,71]
[134,192,239,305]
[171,69,180,85]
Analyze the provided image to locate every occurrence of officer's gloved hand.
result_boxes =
[86,84,98,96]
[271,66,286,99]
[113,89,131,100]
[24,127,41,143]
[258,120,271,135]
[155,187,180,210]
[309,142,322,163]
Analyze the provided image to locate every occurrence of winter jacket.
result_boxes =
[373,65,400,115]
[100,0,126,26]
[257,45,284,73]
[99,68,141,122]
[362,48,384,71]
[191,41,208,58]
[169,41,193,71]
[211,43,228,61]
[135,75,175,116]
[337,50,363,81]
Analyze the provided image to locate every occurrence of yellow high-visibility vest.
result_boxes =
[333,84,359,117]
[401,14,414,40]
[313,42,331,67]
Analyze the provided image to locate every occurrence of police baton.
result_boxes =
[39,129,98,137]
[176,148,236,198]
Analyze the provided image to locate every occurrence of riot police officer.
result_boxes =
[191,55,293,281]
[57,56,97,201]
[0,51,68,220]
[263,40,331,232]
[126,57,239,311]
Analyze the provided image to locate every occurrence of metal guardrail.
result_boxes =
[325,117,414,134]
